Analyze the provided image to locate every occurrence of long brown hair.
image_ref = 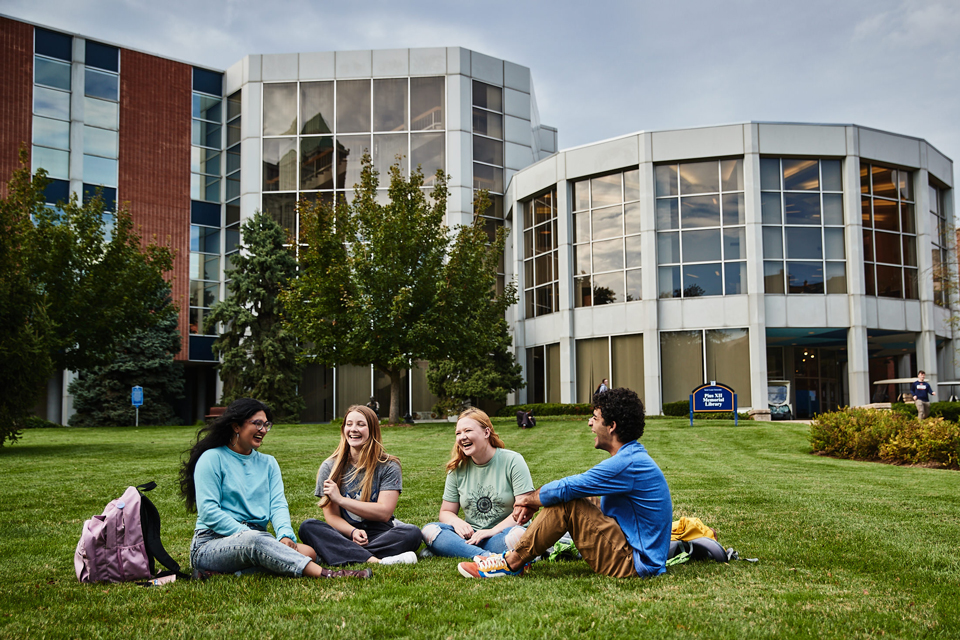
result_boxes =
[318,405,398,507]
[445,407,505,473]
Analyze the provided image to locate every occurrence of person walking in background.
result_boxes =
[595,378,609,395]
[911,370,935,419]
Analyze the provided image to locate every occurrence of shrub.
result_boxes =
[879,418,960,467]
[660,399,749,421]
[496,403,593,418]
[892,401,960,422]
[23,416,60,429]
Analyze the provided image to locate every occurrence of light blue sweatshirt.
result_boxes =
[194,446,297,542]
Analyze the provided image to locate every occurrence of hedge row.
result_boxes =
[496,403,594,418]
[891,401,960,423]
[661,400,750,421]
[809,407,960,468]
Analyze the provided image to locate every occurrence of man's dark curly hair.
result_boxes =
[593,387,645,442]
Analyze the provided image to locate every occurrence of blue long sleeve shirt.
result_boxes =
[538,439,672,577]
[193,446,297,542]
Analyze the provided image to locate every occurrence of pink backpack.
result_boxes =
[74,482,182,583]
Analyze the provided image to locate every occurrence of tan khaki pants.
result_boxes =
[513,498,636,578]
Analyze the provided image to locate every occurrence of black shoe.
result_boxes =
[191,568,221,580]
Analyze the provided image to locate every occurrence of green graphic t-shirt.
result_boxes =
[442,448,534,530]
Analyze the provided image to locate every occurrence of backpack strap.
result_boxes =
[137,483,181,575]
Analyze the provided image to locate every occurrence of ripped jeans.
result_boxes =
[420,522,525,559]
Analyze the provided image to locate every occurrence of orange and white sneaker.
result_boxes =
[457,554,526,578]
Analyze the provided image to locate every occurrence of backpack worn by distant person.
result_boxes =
[75,481,186,585]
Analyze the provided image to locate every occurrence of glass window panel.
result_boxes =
[764,261,785,293]
[482,194,504,219]
[680,195,720,228]
[592,204,622,240]
[683,263,722,297]
[190,225,221,253]
[679,161,719,194]
[535,285,554,315]
[35,29,72,61]
[591,174,622,207]
[262,83,297,135]
[655,164,678,197]
[821,160,842,191]
[225,175,239,201]
[592,238,624,272]
[42,178,69,206]
[656,198,679,230]
[525,288,536,315]
[573,180,589,212]
[784,192,821,225]
[192,147,220,175]
[574,244,591,275]
[761,192,782,224]
[625,234,642,269]
[825,262,847,293]
[782,159,819,190]
[373,78,407,132]
[226,205,240,226]
[785,227,822,260]
[192,93,222,122]
[657,231,680,264]
[472,80,502,111]
[720,159,743,192]
[336,135,371,189]
[299,81,334,135]
[626,269,642,302]
[930,212,942,246]
[574,275,592,307]
[473,163,503,193]
[902,236,917,267]
[535,254,552,285]
[871,166,897,199]
[535,224,554,255]
[190,173,201,200]
[189,307,210,335]
[83,125,117,158]
[226,226,241,253]
[862,230,874,262]
[824,228,845,260]
[623,169,640,201]
[592,272,623,305]
[900,203,915,234]
[192,120,221,148]
[874,231,900,265]
[723,227,745,260]
[875,264,903,298]
[822,193,843,226]
[83,154,117,186]
[864,262,875,295]
[472,108,502,138]
[706,329,751,405]
[898,170,913,201]
[32,146,69,179]
[861,165,871,194]
[300,136,334,190]
[760,158,781,191]
[660,331,703,402]
[624,201,641,236]
[262,193,298,236]
[35,56,71,90]
[84,97,118,129]
[524,229,533,257]
[725,261,746,295]
[84,68,118,101]
[262,137,298,191]
[226,147,240,174]
[34,86,70,120]
[872,198,898,231]
[411,77,444,131]
[203,176,220,202]
[410,132,444,185]
[763,227,783,259]
[574,212,590,243]
[722,193,744,226]
[227,91,241,121]
[473,135,502,165]
[373,133,408,177]
[787,262,824,294]
[225,119,240,147]
[523,259,534,289]
[682,229,721,262]
[861,197,872,227]
[337,79,371,134]
[532,193,554,225]
[33,116,70,150]
[904,267,918,299]
[658,266,681,298]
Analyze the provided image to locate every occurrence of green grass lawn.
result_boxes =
[2,416,958,639]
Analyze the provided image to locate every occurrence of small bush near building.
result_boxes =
[23,416,60,429]
[496,403,593,418]
[810,407,960,468]
[892,401,960,423]
[661,399,749,421]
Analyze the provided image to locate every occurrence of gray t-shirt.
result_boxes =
[315,458,402,526]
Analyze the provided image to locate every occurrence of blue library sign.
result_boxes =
[690,382,737,426]
[131,386,143,407]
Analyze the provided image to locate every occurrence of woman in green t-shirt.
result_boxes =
[421,408,534,559]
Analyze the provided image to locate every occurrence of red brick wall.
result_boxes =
[118,50,192,361]
[0,18,33,194]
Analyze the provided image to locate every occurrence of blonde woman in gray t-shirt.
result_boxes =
[298,405,422,566]
[421,408,534,559]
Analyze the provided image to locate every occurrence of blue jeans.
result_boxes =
[190,528,313,577]
[421,522,525,559]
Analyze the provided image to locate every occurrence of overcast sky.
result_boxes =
[8,0,959,184]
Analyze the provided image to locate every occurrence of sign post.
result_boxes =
[690,382,737,426]
[131,386,144,427]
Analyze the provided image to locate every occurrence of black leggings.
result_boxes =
[298,519,422,566]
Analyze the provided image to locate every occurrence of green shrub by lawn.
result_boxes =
[891,400,960,422]
[810,407,960,468]
[496,402,593,417]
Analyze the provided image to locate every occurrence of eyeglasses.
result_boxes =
[248,419,273,433]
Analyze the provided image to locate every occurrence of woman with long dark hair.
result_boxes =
[420,408,534,559]
[179,398,370,579]
[298,405,422,566]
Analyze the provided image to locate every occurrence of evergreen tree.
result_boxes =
[68,282,184,426]
[207,211,304,421]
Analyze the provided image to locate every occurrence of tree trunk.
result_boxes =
[389,369,402,423]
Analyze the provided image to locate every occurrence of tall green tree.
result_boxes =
[0,150,173,444]
[67,281,184,426]
[207,211,305,421]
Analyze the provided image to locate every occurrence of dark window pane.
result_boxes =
[680,195,720,228]
[532,192,553,225]
[189,335,218,361]
[864,262,875,295]
[35,28,72,61]
[871,166,897,199]
[226,146,240,174]
[190,225,220,253]
[900,203,915,234]
[574,275,591,307]
[761,192,782,224]
[534,224,554,255]
[656,198,679,230]
[872,198,898,231]
[904,267,918,299]
[262,193,298,237]
[526,288,536,315]
[655,164,678,197]
[300,82,333,134]
[473,135,502,165]
[535,285,554,315]
[861,197,872,227]
[591,174,621,207]
[193,67,223,95]
[875,264,903,298]
[473,163,503,192]
[472,80,502,111]
[679,161,718,194]
[85,68,118,101]
[821,160,842,191]
[658,266,681,298]
[411,77,444,131]
[472,108,502,138]
[262,138,297,191]
[862,230,874,262]
[902,236,917,267]
[722,193,744,225]
[225,226,240,252]
[725,261,746,295]
[682,229,721,262]
[592,272,623,305]
[784,192,821,225]
[787,262,823,294]
[226,204,240,226]
[193,93,222,122]
[373,78,407,132]
[34,56,71,90]
[535,254,552,285]
[337,79,371,133]
[82,184,116,211]
[85,41,118,72]
[191,200,220,226]
[764,261,785,293]
[786,227,822,260]
[874,231,900,265]
[43,178,70,205]
[227,91,241,121]
[683,263,722,297]
[192,120,221,148]
[783,159,819,190]
[301,136,334,190]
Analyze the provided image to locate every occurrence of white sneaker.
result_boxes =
[379,551,418,565]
